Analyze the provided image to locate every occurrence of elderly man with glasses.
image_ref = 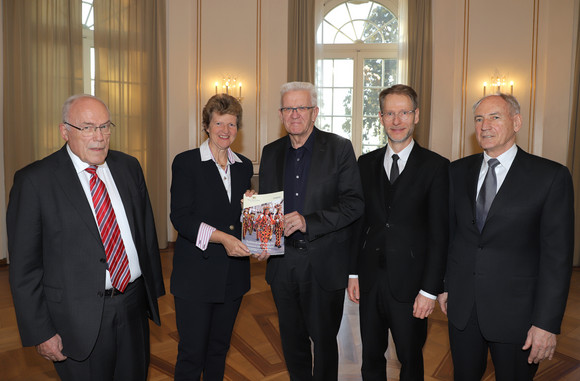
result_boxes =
[7,94,165,380]
[258,81,364,380]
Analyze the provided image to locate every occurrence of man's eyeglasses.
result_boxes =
[380,110,416,121]
[64,121,115,136]
[280,106,316,115]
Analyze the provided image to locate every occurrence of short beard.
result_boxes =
[387,127,414,144]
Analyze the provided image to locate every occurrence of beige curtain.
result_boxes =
[567,9,580,267]
[287,0,315,83]
[3,0,83,199]
[94,0,167,247]
[407,0,432,148]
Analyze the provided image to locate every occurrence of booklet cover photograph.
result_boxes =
[242,191,284,256]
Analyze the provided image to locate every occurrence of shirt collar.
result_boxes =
[66,144,109,174]
[483,143,517,170]
[386,139,414,162]
[200,139,242,164]
[287,127,316,152]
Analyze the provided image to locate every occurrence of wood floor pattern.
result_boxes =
[1,249,579,380]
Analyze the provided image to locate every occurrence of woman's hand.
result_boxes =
[211,230,251,257]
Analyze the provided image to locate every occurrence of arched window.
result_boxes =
[316,0,399,155]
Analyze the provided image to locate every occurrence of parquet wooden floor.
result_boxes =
[1,248,579,380]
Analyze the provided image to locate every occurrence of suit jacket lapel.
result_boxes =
[53,146,103,244]
[390,144,420,198]
[107,153,138,240]
[373,146,388,217]
[466,154,483,221]
[272,137,288,191]
[304,130,326,212]
[485,148,522,222]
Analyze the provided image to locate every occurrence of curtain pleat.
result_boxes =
[566,8,580,266]
[93,0,167,247]
[287,0,315,83]
[407,0,432,148]
[3,0,83,200]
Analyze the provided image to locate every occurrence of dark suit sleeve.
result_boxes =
[137,163,166,300]
[533,165,574,334]
[304,138,364,241]
[170,152,206,246]
[7,169,57,347]
[422,158,450,295]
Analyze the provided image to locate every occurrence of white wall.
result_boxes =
[432,0,579,164]
[165,0,288,240]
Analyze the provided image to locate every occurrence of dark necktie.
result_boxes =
[475,158,500,232]
[390,154,400,184]
[85,165,131,292]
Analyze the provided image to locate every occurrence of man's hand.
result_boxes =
[284,211,306,236]
[523,325,557,364]
[347,278,360,304]
[241,190,257,206]
[437,292,448,315]
[253,250,270,262]
[36,334,67,362]
[413,293,435,319]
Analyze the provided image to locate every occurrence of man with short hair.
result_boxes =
[348,84,449,380]
[438,93,574,380]
[259,81,364,380]
[7,94,165,380]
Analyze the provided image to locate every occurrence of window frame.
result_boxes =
[316,0,400,156]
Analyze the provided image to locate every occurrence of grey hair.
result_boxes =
[62,94,111,123]
[473,93,521,116]
[280,82,318,107]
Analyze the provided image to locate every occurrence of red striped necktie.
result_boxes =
[85,165,131,292]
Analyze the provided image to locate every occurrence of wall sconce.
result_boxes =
[483,73,513,96]
[215,75,243,101]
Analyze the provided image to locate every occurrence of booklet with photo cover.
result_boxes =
[242,191,284,256]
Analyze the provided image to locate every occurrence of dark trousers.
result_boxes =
[173,295,243,381]
[269,246,345,381]
[54,277,149,381]
[359,273,427,381]
[449,306,538,381]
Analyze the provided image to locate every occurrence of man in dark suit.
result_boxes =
[7,94,165,380]
[347,84,449,380]
[258,81,364,380]
[438,93,574,380]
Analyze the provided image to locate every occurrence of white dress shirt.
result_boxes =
[196,139,243,251]
[476,143,518,197]
[67,144,142,290]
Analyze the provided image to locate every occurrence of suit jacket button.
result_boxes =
[385,223,390,228]
[229,225,235,231]
[100,258,106,263]
[97,291,104,297]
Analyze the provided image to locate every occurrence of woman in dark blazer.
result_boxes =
[170,94,254,380]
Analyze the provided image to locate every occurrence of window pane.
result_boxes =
[318,116,332,133]
[362,116,386,154]
[333,116,352,139]
[333,88,351,116]
[319,88,333,116]
[317,1,398,45]
[317,59,335,88]
[334,60,353,87]
[347,2,373,21]
[317,1,400,154]
[361,58,397,153]
[316,58,353,141]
